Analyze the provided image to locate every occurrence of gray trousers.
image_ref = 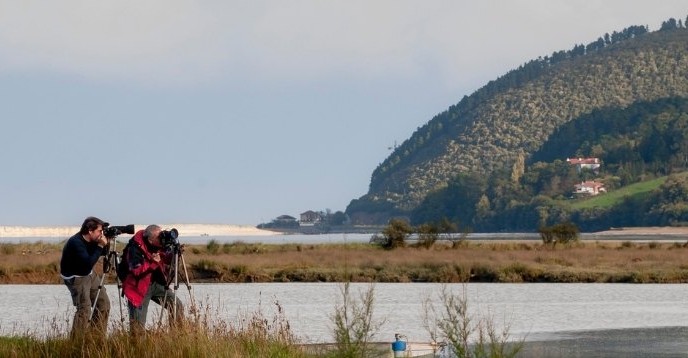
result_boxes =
[64,272,111,336]
[128,281,184,331]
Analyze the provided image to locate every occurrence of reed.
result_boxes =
[0,299,307,358]
[327,283,386,358]
[3,241,688,283]
[422,284,523,358]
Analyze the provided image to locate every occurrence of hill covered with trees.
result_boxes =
[346,16,688,232]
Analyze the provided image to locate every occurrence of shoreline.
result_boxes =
[592,226,688,235]
[3,225,688,239]
[0,224,275,238]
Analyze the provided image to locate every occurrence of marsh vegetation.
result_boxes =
[2,239,688,284]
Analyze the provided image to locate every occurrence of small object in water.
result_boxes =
[391,333,407,357]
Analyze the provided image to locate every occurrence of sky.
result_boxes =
[0,1,686,226]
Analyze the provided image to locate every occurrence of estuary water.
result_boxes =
[3,230,684,245]
[0,233,377,245]
[2,282,688,347]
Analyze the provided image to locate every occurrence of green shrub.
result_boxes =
[539,222,579,246]
[619,241,634,249]
[329,283,385,358]
[193,259,221,271]
[0,244,16,255]
[206,240,220,254]
[222,243,232,254]
[416,223,438,249]
[230,265,247,275]
[373,219,413,250]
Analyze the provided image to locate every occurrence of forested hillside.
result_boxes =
[347,17,688,229]
[407,97,688,232]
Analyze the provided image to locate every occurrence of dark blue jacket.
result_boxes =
[59,232,106,277]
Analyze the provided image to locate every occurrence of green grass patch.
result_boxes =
[568,173,688,210]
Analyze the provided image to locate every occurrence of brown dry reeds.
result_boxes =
[3,240,688,284]
[0,298,306,358]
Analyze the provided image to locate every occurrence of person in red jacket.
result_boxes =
[121,225,183,331]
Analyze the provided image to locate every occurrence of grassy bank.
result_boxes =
[0,322,304,358]
[2,240,688,284]
[0,296,307,358]
[0,281,522,358]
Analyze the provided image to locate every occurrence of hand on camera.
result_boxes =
[97,236,108,248]
[152,252,161,263]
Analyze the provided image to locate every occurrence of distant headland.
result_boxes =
[0,224,275,238]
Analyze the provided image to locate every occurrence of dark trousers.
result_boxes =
[128,281,184,331]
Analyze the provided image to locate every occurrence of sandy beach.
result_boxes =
[0,224,275,238]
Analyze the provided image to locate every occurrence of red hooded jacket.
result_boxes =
[122,230,170,308]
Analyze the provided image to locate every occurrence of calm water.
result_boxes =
[3,231,683,245]
[0,233,376,245]
[2,282,688,345]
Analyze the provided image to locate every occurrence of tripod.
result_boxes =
[90,236,126,326]
[160,243,196,323]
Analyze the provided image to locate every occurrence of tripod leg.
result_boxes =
[113,253,126,328]
[156,254,177,329]
[172,253,179,322]
[156,249,195,327]
[89,271,107,322]
[164,251,192,325]
[179,253,197,310]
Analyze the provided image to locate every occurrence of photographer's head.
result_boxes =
[143,225,163,248]
[80,216,106,242]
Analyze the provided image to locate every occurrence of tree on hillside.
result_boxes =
[411,173,487,227]
[649,174,688,224]
[511,152,525,183]
[660,18,679,31]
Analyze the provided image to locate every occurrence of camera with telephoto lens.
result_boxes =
[160,228,179,249]
[103,223,135,239]
[101,223,135,273]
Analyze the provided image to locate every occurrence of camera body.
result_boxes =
[103,223,135,239]
[101,223,134,273]
[160,228,179,249]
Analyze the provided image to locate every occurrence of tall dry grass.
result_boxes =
[3,240,688,283]
[422,285,523,358]
[0,298,306,358]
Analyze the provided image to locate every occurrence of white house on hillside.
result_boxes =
[574,181,606,196]
[567,157,601,173]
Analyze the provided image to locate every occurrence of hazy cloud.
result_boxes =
[0,1,685,87]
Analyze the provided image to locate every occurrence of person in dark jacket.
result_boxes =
[59,216,111,337]
[122,224,183,331]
